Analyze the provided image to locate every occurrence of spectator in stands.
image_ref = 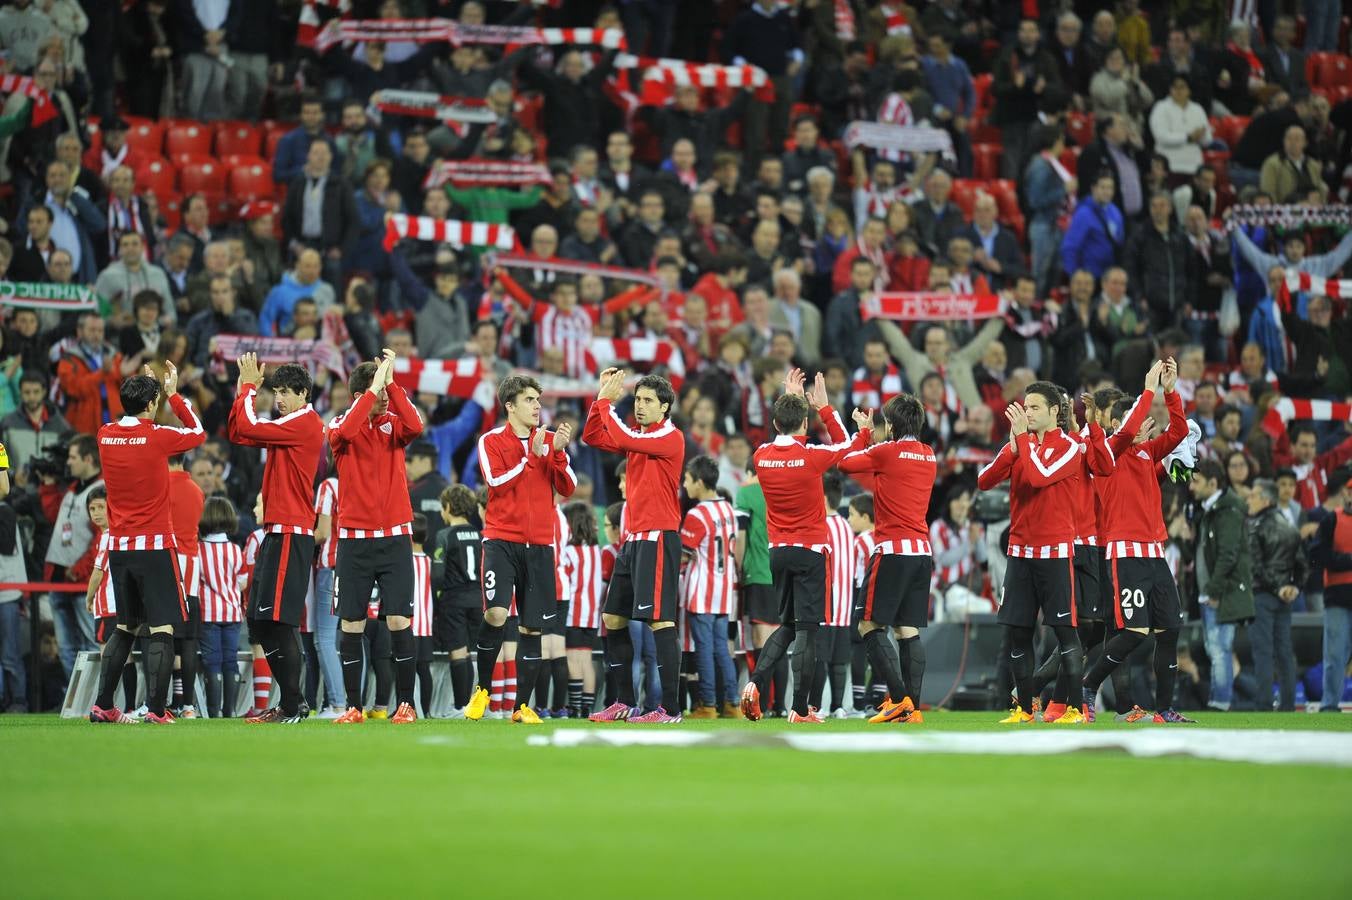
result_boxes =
[260,249,334,337]
[175,192,216,273]
[727,283,774,358]
[20,159,104,285]
[815,40,871,138]
[1180,205,1232,361]
[722,0,801,169]
[1144,27,1214,113]
[238,202,283,303]
[1,373,70,482]
[281,141,357,277]
[1231,92,1311,189]
[781,115,835,194]
[824,256,880,370]
[877,315,1003,414]
[0,1,53,72]
[1262,15,1307,96]
[768,268,820,365]
[1061,170,1124,280]
[1098,264,1146,356]
[641,83,749,174]
[1283,295,1352,398]
[1050,12,1093,100]
[38,432,102,684]
[992,19,1061,180]
[1049,268,1109,389]
[334,99,392,188]
[103,165,155,267]
[919,32,974,177]
[55,313,133,435]
[963,192,1024,290]
[1125,190,1192,329]
[516,47,617,167]
[1089,47,1153,133]
[161,234,195,309]
[176,0,233,121]
[96,232,174,326]
[1150,74,1211,180]
[271,94,335,185]
[349,159,397,279]
[619,190,666,268]
[186,275,259,369]
[1289,425,1352,511]
[999,275,1048,375]
[1215,22,1271,118]
[185,240,254,319]
[1023,124,1073,296]
[8,205,58,284]
[909,169,964,259]
[1191,457,1252,712]
[1231,218,1352,294]
[54,132,103,207]
[1259,125,1326,204]
[321,34,440,110]
[1172,164,1219,220]
[1078,114,1148,223]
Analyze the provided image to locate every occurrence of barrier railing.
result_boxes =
[0,582,91,714]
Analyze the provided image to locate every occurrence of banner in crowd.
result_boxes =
[306,17,626,52]
[371,90,496,126]
[586,337,686,386]
[0,75,58,127]
[391,357,483,398]
[209,334,348,379]
[1262,397,1352,437]
[1284,271,1352,299]
[484,253,663,289]
[423,160,551,190]
[859,292,1003,322]
[0,281,100,311]
[382,215,518,252]
[632,57,774,104]
[1227,204,1352,230]
[843,121,954,157]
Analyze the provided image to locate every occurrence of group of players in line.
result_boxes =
[84,333,1194,726]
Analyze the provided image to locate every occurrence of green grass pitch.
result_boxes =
[3,713,1350,899]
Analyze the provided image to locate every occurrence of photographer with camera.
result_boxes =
[38,434,103,683]
[1,374,74,484]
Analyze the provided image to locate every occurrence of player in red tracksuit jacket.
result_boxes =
[327,349,425,725]
[227,354,326,724]
[740,369,872,724]
[838,393,936,724]
[582,368,687,723]
[1081,358,1196,723]
[89,364,206,725]
[977,380,1085,724]
[464,374,576,724]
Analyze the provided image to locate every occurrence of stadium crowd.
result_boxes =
[0,0,1350,719]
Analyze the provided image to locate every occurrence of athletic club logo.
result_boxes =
[380,422,393,434]
[486,589,495,601]
[1123,606,1133,620]
[1043,447,1054,460]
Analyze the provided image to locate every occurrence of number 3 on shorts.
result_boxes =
[484,570,496,590]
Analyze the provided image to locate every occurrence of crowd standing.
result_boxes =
[1,0,1351,717]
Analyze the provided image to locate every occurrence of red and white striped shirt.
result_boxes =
[930,517,975,589]
[535,303,597,378]
[563,543,606,629]
[852,529,876,589]
[851,364,903,412]
[412,551,433,637]
[680,499,738,616]
[553,507,571,601]
[314,477,339,568]
[825,513,855,627]
[91,532,114,618]
[198,534,246,623]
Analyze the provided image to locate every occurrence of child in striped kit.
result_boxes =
[410,514,435,717]
[198,497,247,719]
[561,501,605,719]
[82,489,138,709]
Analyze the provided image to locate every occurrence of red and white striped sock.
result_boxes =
[490,661,505,712]
[505,660,518,712]
[253,656,273,711]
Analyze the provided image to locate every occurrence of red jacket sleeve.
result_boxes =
[543,432,577,498]
[1107,389,1155,459]
[582,398,618,453]
[1016,433,1079,487]
[808,427,871,473]
[1083,423,1115,477]
[227,385,314,447]
[1144,390,1189,463]
[585,399,682,458]
[818,405,848,444]
[837,444,876,476]
[385,383,425,447]
[151,395,207,454]
[976,441,1014,490]
[477,430,529,489]
[332,390,377,449]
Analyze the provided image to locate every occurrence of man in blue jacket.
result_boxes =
[1061,169,1124,280]
[271,94,338,185]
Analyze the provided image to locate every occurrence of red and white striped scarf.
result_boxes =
[390,356,483,398]
[1283,271,1352,301]
[634,58,774,104]
[106,195,147,258]
[305,15,626,52]
[860,292,1003,322]
[0,74,58,127]
[372,90,495,126]
[297,0,349,48]
[423,159,550,190]
[1262,397,1352,437]
[879,2,911,36]
[851,363,902,410]
[585,337,686,386]
[845,119,954,159]
[486,252,662,289]
[382,215,518,252]
[835,0,856,38]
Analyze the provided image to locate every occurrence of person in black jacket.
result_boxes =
[721,0,802,168]
[1246,478,1309,711]
[1048,269,1111,390]
[516,47,618,164]
[281,141,358,275]
[320,35,441,107]
[639,83,750,176]
[1124,190,1193,330]
[1076,114,1150,222]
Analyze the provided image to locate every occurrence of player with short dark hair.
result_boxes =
[584,369,687,723]
[89,364,206,724]
[328,350,426,724]
[742,370,871,723]
[466,374,576,724]
[838,393,937,723]
[977,380,1084,724]
[228,354,326,724]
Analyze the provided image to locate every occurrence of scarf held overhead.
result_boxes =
[382,215,519,252]
[422,159,551,190]
[859,292,1003,322]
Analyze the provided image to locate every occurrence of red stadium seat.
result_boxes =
[515,94,544,134]
[989,179,1021,222]
[263,121,294,159]
[208,196,237,226]
[82,120,103,172]
[950,179,978,218]
[159,195,182,232]
[972,143,1001,180]
[215,121,263,158]
[168,150,215,171]
[218,153,267,170]
[228,163,274,200]
[165,123,214,159]
[1312,52,1352,89]
[179,159,227,195]
[1212,115,1249,149]
[135,158,177,198]
[124,120,165,157]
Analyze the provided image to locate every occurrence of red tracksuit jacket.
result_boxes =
[977,426,1079,558]
[227,385,326,532]
[477,423,576,545]
[754,406,869,547]
[327,384,423,534]
[97,394,206,548]
[838,437,936,545]
[1090,389,1187,553]
[583,398,684,535]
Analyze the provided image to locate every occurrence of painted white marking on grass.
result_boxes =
[540,729,1352,767]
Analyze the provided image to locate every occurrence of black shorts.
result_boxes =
[566,626,597,650]
[174,594,202,640]
[336,536,413,622]
[998,556,1076,628]
[481,539,555,629]
[1108,556,1184,631]
[1074,544,1105,621]
[856,553,932,628]
[744,583,778,625]
[96,616,117,644]
[443,605,480,651]
[819,625,852,665]
[503,615,520,643]
[544,600,568,635]
[249,532,316,627]
[604,532,681,623]
[770,546,828,628]
[108,548,186,630]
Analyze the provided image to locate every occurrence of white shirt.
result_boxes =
[1148,98,1210,174]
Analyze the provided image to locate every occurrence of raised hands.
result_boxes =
[1005,402,1028,437]
[373,348,396,391]
[1144,359,1164,392]
[1160,357,1178,393]
[597,367,626,402]
[851,407,874,431]
[806,372,829,409]
[161,361,179,396]
[552,421,574,454]
[783,367,806,397]
[1081,391,1097,423]
[236,351,265,390]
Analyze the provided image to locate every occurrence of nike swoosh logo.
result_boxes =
[1011,651,1025,659]
[342,660,360,666]
[637,605,653,611]
[257,606,272,612]
[523,656,542,661]
[542,613,556,620]
[395,657,413,663]
[1056,612,1070,618]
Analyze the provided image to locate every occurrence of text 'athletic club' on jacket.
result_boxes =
[97,393,206,547]
[977,426,1080,557]
[755,405,870,548]
[583,398,685,535]
[477,424,577,546]
[227,384,326,533]
[326,384,424,535]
